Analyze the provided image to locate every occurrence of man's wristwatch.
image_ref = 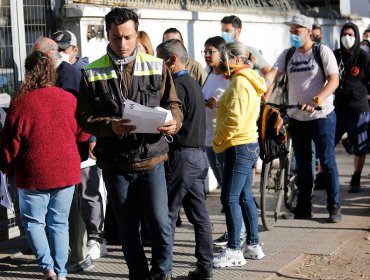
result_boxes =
[312,96,321,106]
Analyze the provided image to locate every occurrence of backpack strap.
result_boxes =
[284,47,296,74]
[312,42,326,81]
[282,47,295,103]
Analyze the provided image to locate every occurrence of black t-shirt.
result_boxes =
[172,72,206,147]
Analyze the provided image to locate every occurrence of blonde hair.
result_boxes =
[137,30,154,55]
[224,41,256,65]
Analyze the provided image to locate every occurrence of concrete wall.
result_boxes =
[61,4,370,67]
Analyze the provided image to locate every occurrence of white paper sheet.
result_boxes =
[81,158,97,169]
[123,100,169,134]
[0,171,13,211]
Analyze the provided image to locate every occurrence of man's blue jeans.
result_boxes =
[18,186,75,278]
[102,163,172,280]
[221,143,260,249]
[289,111,340,211]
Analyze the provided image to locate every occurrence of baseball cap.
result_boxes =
[284,15,313,29]
[52,30,77,49]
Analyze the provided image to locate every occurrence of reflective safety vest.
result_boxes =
[82,51,169,165]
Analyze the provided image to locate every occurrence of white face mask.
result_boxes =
[341,35,355,49]
[360,45,369,53]
[59,52,71,63]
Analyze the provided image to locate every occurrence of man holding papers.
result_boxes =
[157,39,213,280]
[75,8,182,280]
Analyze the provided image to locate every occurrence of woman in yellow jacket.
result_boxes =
[212,42,266,268]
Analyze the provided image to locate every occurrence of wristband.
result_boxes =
[312,96,321,106]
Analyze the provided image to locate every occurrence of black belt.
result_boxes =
[170,145,205,151]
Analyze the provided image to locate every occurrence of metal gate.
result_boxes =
[0,0,52,241]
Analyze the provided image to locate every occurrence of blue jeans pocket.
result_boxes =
[245,143,260,161]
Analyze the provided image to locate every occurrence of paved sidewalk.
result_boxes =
[0,146,369,279]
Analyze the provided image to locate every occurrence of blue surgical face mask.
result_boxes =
[290,34,303,48]
[222,32,234,44]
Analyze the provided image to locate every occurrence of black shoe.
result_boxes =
[67,255,95,272]
[342,138,354,154]
[314,173,325,190]
[176,214,182,227]
[151,273,172,280]
[328,207,342,223]
[282,207,312,220]
[349,173,361,193]
[188,268,213,280]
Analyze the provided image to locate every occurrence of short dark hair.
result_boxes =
[157,39,188,64]
[105,8,139,34]
[312,24,321,31]
[162,27,183,42]
[221,15,242,30]
[204,36,226,52]
[363,29,370,35]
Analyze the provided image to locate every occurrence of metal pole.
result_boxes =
[10,0,27,85]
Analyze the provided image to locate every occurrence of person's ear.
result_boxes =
[46,50,53,58]
[168,55,177,66]
[235,28,241,39]
[73,46,78,55]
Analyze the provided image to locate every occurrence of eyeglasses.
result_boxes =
[201,50,218,56]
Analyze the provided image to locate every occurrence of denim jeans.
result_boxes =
[167,148,213,273]
[18,186,75,278]
[102,163,172,280]
[289,111,340,211]
[221,143,260,249]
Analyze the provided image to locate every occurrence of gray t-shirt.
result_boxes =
[274,44,339,121]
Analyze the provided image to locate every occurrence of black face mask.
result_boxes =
[313,36,321,43]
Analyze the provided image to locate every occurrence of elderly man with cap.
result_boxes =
[264,14,341,223]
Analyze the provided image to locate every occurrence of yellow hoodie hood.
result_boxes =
[234,68,267,97]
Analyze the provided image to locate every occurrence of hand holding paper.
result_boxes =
[122,100,173,134]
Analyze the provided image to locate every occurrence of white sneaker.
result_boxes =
[243,244,265,260]
[87,239,107,260]
[213,247,246,268]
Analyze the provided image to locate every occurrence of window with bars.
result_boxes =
[0,0,51,96]
[0,1,14,95]
[23,0,52,54]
